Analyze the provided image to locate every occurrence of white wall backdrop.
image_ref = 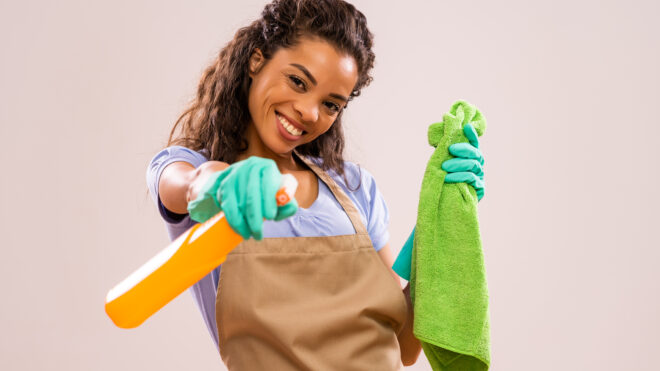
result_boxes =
[1,0,658,370]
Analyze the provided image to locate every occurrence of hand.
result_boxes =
[441,123,486,201]
[187,156,298,240]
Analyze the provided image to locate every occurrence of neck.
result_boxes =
[236,123,305,173]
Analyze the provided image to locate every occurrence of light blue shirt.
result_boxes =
[146,146,391,349]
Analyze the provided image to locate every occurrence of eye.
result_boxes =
[288,75,306,90]
[324,101,341,114]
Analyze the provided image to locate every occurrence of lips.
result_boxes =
[276,111,306,133]
[275,112,304,141]
[275,111,306,141]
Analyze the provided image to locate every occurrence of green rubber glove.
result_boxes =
[392,227,415,280]
[441,123,486,201]
[187,156,299,240]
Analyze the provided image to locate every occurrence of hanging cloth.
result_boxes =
[411,100,491,370]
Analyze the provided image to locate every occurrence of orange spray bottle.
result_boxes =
[105,174,298,329]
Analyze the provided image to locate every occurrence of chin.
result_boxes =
[265,138,295,156]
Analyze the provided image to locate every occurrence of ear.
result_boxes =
[248,48,265,77]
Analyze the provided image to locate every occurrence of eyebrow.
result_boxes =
[290,63,349,103]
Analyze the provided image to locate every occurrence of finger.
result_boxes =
[441,158,483,175]
[187,195,221,223]
[221,192,251,239]
[260,162,281,220]
[245,164,264,240]
[448,143,484,164]
[187,170,227,223]
[274,199,299,221]
[445,172,486,201]
[444,171,484,190]
[463,123,480,149]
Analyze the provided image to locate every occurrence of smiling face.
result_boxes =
[244,36,359,159]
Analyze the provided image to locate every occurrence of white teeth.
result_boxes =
[277,114,302,136]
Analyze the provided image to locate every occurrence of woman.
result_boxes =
[146,0,485,369]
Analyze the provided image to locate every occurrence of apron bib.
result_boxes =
[215,152,407,370]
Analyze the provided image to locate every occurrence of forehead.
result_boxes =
[270,37,358,91]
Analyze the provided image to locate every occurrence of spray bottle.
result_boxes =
[105,174,298,328]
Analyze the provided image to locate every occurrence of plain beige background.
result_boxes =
[1,0,658,370]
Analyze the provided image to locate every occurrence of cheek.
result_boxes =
[247,82,272,119]
[247,85,259,117]
[312,120,335,138]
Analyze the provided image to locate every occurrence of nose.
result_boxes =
[293,97,319,123]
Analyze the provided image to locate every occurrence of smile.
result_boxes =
[276,112,305,137]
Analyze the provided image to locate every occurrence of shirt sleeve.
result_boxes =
[354,165,391,252]
[146,145,208,224]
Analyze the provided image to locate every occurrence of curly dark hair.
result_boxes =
[167,0,375,188]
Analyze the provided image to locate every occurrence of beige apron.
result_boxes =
[215,152,408,370]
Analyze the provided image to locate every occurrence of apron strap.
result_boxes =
[293,150,369,236]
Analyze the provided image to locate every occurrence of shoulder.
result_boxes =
[338,161,380,214]
[308,157,376,193]
[146,145,209,182]
[148,145,209,170]
[146,145,209,204]
[309,156,383,215]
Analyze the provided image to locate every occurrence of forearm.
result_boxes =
[397,282,422,366]
[158,160,229,214]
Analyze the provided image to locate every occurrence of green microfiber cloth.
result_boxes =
[410,100,490,370]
